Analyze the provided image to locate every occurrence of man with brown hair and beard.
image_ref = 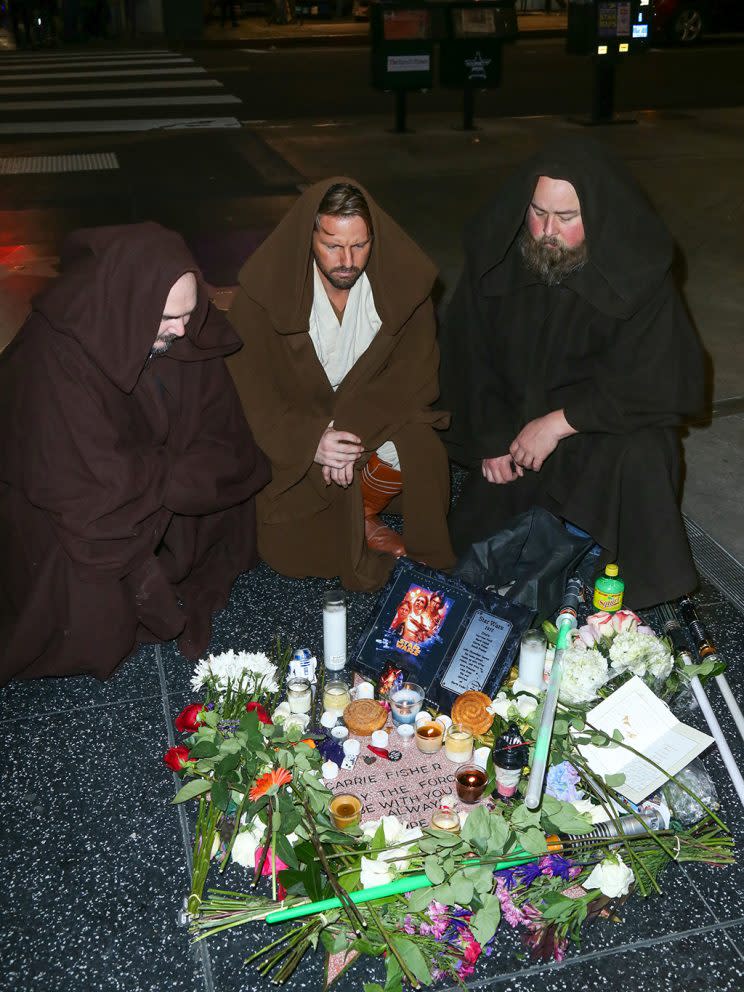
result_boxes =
[227,178,454,591]
[440,137,706,609]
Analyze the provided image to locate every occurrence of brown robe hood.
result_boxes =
[228,178,454,590]
[0,222,270,684]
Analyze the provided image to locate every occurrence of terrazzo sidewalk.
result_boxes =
[3,552,744,992]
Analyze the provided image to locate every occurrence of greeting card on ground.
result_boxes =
[577,676,714,804]
[351,558,534,712]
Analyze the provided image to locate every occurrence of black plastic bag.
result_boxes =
[452,507,593,622]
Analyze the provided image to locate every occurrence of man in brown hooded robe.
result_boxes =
[440,137,705,609]
[0,222,270,685]
[227,178,454,591]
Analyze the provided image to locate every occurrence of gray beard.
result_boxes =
[518,226,588,286]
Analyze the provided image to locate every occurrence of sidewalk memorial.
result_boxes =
[165,593,735,989]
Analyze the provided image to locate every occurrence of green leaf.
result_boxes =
[190,739,219,759]
[321,931,348,954]
[470,893,501,944]
[171,778,211,804]
[604,772,626,788]
[514,826,548,855]
[390,937,432,987]
[211,779,229,811]
[274,831,299,870]
[384,953,403,992]
[462,805,493,856]
[463,865,494,896]
[510,804,542,831]
[216,751,241,776]
[424,856,445,885]
[541,798,594,835]
[612,728,624,742]
[450,876,474,906]
[406,886,436,913]
[363,984,386,992]
[487,812,510,856]
[553,718,569,736]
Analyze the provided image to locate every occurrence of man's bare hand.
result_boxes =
[315,424,363,470]
[321,463,355,488]
[509,410,576,472]
[482,455,523,485]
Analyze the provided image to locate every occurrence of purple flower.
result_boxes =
[539,854,573,881]
[545,761,582,802]
[495,867,517,890]
[515,862,543,887]
[402,915,416,935]
[496,877,527,927]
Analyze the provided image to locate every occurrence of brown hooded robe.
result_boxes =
[227,178,454,591]
[0,223,271,685]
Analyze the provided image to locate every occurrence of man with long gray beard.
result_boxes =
[439,137,705,609]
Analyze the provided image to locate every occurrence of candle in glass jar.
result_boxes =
[324,680,351,712]
[455,765,488,804]
[415,721,444,754]
[518,628,547,691]
[389,683,424,726]
[444,723,473,763]
[287,677,312,714]
[430,807,461,833]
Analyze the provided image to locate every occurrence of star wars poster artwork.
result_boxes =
[352,560,534,710]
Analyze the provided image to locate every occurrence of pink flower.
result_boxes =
[612,609,641,634]
[254,846,289,901]
[402,915,416,935]
[496,877,527,927]
[637,624,655,637]
[586,612,616,638]
[576,625,601,648]
[463,939,482,967]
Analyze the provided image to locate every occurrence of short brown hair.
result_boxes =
[315,183,373,238]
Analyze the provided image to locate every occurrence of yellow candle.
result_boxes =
[444,723,473,763]
[324,680,351,712]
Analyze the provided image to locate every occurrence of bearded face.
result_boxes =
[518,225,588,286]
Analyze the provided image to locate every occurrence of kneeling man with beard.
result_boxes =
[227,179,454,591]
[440,137,705,608]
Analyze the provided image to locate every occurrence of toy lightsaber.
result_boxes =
[265,851,540,925]
[677,596,744,744]
[524,576,583,810]
[658,602,744,809]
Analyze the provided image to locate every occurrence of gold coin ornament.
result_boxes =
[451,691,494,736]
[343,699,389,737]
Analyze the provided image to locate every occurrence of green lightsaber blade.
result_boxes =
[265,852,540,925]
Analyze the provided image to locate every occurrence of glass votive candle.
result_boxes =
[329,793,362,830]
[396,724,415,746]
[430,807,461,833]
[444,723,473,763]
[518,628,547,691]
[389,682,424,726]
[287,677,312,714]
[324,679,351,713]
[455,764,488,804]
[415,720,445,754]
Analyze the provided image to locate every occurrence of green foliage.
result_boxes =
[390,936,432,987]
[470,893,501,945]
[172,778,211,804]
[540,796,594,835]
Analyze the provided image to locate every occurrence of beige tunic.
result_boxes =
[309,262,399,470]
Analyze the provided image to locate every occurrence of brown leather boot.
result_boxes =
[360,454,406,558]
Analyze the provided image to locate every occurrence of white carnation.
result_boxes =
[584,854,634,898]
[609,631,673,681]
[558,648,609,705]
[191,649,279,695]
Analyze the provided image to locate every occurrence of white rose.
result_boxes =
[272,701,292,724]
[359,856,394,889]
[231,818,266,868]
[515,694,538,718]
[584,855,634,898]
[282,712,310,733]
[489,692,511,720]
[571,799,608,824]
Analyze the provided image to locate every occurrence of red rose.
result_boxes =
[163,746,194,771]
[246,702,272,725]
[175,703,205,733]
[463,940,482,967]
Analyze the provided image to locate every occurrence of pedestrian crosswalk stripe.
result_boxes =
[0,80,222,96]
[0,118,242,134]
[0,153,119,175]
[0,49,176,60]
[2,95,241,111]
[0,57,193,72]
[0,68,207,81]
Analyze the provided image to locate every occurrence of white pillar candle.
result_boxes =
[323,589,347,671]
[518,629,548,691]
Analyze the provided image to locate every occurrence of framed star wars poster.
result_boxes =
[351,559,534,712]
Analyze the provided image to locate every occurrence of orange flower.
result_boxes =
[249,767,293,802]
[299,739,316,749]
